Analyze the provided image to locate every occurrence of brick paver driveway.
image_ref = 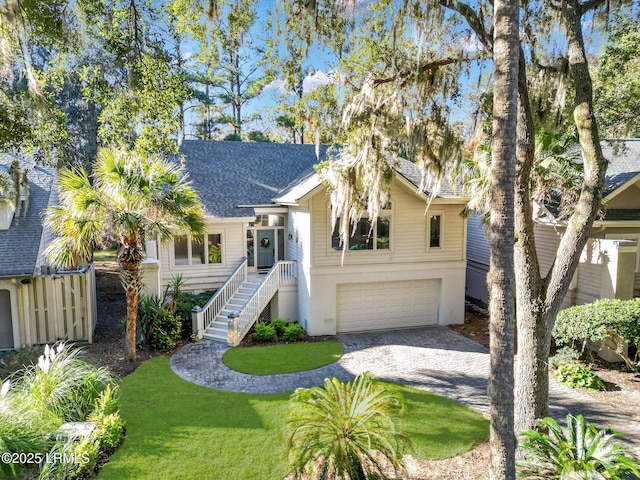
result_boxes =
[171,326,640,456]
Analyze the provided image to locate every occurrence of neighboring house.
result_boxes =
[141,140,468,344]
[0,153,96,351]
[466,139,640,307]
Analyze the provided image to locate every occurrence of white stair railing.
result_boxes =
[228,261,297,345]
[191,258,247,339]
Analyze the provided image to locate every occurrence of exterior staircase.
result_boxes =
[202,277,262,342]
[191,258,297,345]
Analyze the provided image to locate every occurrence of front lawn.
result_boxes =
[97,357,488,480]
[222,340,344,375]
[93,249,117,264]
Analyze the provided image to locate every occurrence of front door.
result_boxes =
[0,290,14,350]
[257,229,275,269]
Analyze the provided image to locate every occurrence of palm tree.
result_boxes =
[285,372,411,480]
[518,414,640,479]
[44,147,205,362]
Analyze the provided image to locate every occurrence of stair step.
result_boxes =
[205,323,227,333]
[238,286,258,292]
[203,331,228,343]
[227,302,246,309]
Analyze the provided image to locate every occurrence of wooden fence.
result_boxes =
[26,264,97,345]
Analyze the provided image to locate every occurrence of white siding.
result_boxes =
[301,178,467,335]
[311,182,466,267]
[288,206,312,331]
[157,218,246,293]
[574,264,602,305]
[533,224,563,278]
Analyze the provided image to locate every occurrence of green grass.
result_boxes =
[222,340,344,375]
[93,249,117,264]
[97,357,488,480]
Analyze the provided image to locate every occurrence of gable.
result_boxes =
[602,139,640,197]
[606,178,640,209]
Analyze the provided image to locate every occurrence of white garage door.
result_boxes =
[336,279,440,333]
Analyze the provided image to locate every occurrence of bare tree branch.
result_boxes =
[440,0,494,50]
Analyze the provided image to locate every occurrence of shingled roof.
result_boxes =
[178,141,330,218]
[0,154,55,278]
[179,140,463,217]
[602,139,640,197]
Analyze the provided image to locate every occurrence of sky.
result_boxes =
[180,0,339,140]
[178,0,612,141]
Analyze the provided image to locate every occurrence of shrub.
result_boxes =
[549,346,580,368]
[254,321,277,342]
[16,343,115,423]
[90,384,119,418]
[555,363,605,390]
[283,323,306,342]
[553,298,640,369]
[286,372,411,479]
[518,414,640,479]
[1,344,119,479]
[150,311,182,350]
[173,289,216,339]
[138,295,182,350]
[40,436,100,480]
[270,318,286,336]
[92,412,125,450]
[0,380,51,479]
[89,385,125,450]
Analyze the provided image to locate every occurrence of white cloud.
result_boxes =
[462,34,483,53]
[264,78,288,93]
[264,70,336,95]
[303,70,334,93]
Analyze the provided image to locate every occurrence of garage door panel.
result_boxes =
[337,279,440,333]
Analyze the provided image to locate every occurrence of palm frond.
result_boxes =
[518,414,640,479]
[286,373,410,480]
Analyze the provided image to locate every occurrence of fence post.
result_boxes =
[191,306,203,340]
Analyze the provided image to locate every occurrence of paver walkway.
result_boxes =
[171,326,640,456]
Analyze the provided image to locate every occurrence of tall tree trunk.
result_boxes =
[513,46,547,433]
[514,0,608,434]
[125,287,139,362]
[118,235,144,362]
[489,0,519,477]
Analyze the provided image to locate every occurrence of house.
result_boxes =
[0,153,96,351]
[140,140,469,344]
[466,139,640,307]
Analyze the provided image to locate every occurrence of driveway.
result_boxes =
[170,326,640,456]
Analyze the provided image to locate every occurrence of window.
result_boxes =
[173,233,223,266]
[332,216,391,251]
[429,214,442,248]
[207,233,222,264]
[174,236,190,265]
[252,214,285,227]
